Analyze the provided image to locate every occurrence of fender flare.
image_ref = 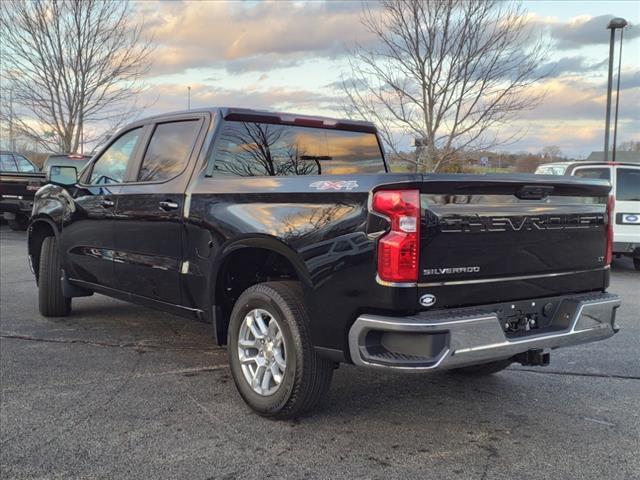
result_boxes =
[28,215,61,252]
[211,234,312,293]
[209,234,312,345]
[29,215,61,237]
[27,216,62,279]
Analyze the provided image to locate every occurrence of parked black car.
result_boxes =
[28,108,621,418]
[0,151,45,230]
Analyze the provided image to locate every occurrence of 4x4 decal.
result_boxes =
[309,180,359,191]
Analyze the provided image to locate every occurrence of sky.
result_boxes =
[136,0,640,158]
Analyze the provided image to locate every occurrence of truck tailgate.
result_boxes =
[418,174,611,308]
[0,172,46,197]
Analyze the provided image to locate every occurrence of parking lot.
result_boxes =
[1,225,638,480]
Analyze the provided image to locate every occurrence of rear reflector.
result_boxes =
[372,190,420,283]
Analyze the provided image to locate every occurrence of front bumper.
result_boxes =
[348,292,621,371]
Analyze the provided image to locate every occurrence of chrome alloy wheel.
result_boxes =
[237,308,287,396]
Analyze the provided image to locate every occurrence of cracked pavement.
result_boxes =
[1,225,639,479]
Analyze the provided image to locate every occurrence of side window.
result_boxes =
[15,155,37,173]
[137,120,200,182]
[574,168,610,180]
[0,154,17,172]
[89,128,142,185]
[616,168,640,201]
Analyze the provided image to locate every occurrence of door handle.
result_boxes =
[101,199,115,208]
[159,200,179,211]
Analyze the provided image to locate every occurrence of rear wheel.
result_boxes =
[633,257,640,271]
[8,214,29,231]
[227,281,333,419]
[450,359,512,376]
[38,236,71,317]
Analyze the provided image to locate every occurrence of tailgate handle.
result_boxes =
[516,185,554,200]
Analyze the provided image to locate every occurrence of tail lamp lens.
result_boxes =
[372,190,420,283]
[605,194,614,265]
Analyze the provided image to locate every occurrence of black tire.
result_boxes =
[227,281,333,419]
[38,236,71,317]
[8,214,29,231]
[634,257,640,271]
[450,359,512,376]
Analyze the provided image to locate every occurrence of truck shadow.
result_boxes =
[309,363,572,430]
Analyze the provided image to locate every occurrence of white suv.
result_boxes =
[535,161,640,270]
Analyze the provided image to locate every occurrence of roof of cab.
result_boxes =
[130,107,378,134]
[538,160,640,169]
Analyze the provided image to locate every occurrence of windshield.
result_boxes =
[535,165,567,175]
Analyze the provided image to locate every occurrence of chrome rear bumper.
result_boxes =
[348,292,621,371]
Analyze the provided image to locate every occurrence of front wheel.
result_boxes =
[227,281,333,419]
[38,236,71,316]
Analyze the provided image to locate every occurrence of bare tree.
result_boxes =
[341,0,548,172]
[619,140,640,152]
[0,0,153,153]
[541,145,563,159]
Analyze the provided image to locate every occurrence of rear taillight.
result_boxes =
[605,194,614,265]
[372,189,420,283]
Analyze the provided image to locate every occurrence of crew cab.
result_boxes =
[29,108,621,418]
[0,151,45,230]
[536,160,640,270]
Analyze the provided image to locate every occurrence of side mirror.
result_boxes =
[48,165,77,186]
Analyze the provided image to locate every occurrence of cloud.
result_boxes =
[604,69,640,90]
[130,2,639,158]
[542,15,640,50]
[323,77,369,91]
[503,72,639,155]
[139,83,343,117]
[534,56,608,78]
[519,77,640,122]
[139,0,376,77]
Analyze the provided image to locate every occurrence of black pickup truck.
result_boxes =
[28,108,621,418]
[0,151,46,230]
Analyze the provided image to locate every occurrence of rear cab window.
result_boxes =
[573,167,611,180]
[210,122,385,177]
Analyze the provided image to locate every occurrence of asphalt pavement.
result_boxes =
[1,225,639,479]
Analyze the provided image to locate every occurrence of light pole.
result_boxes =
[9,88,14,151]
[187,86,191,111]
[603,17,627,162]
